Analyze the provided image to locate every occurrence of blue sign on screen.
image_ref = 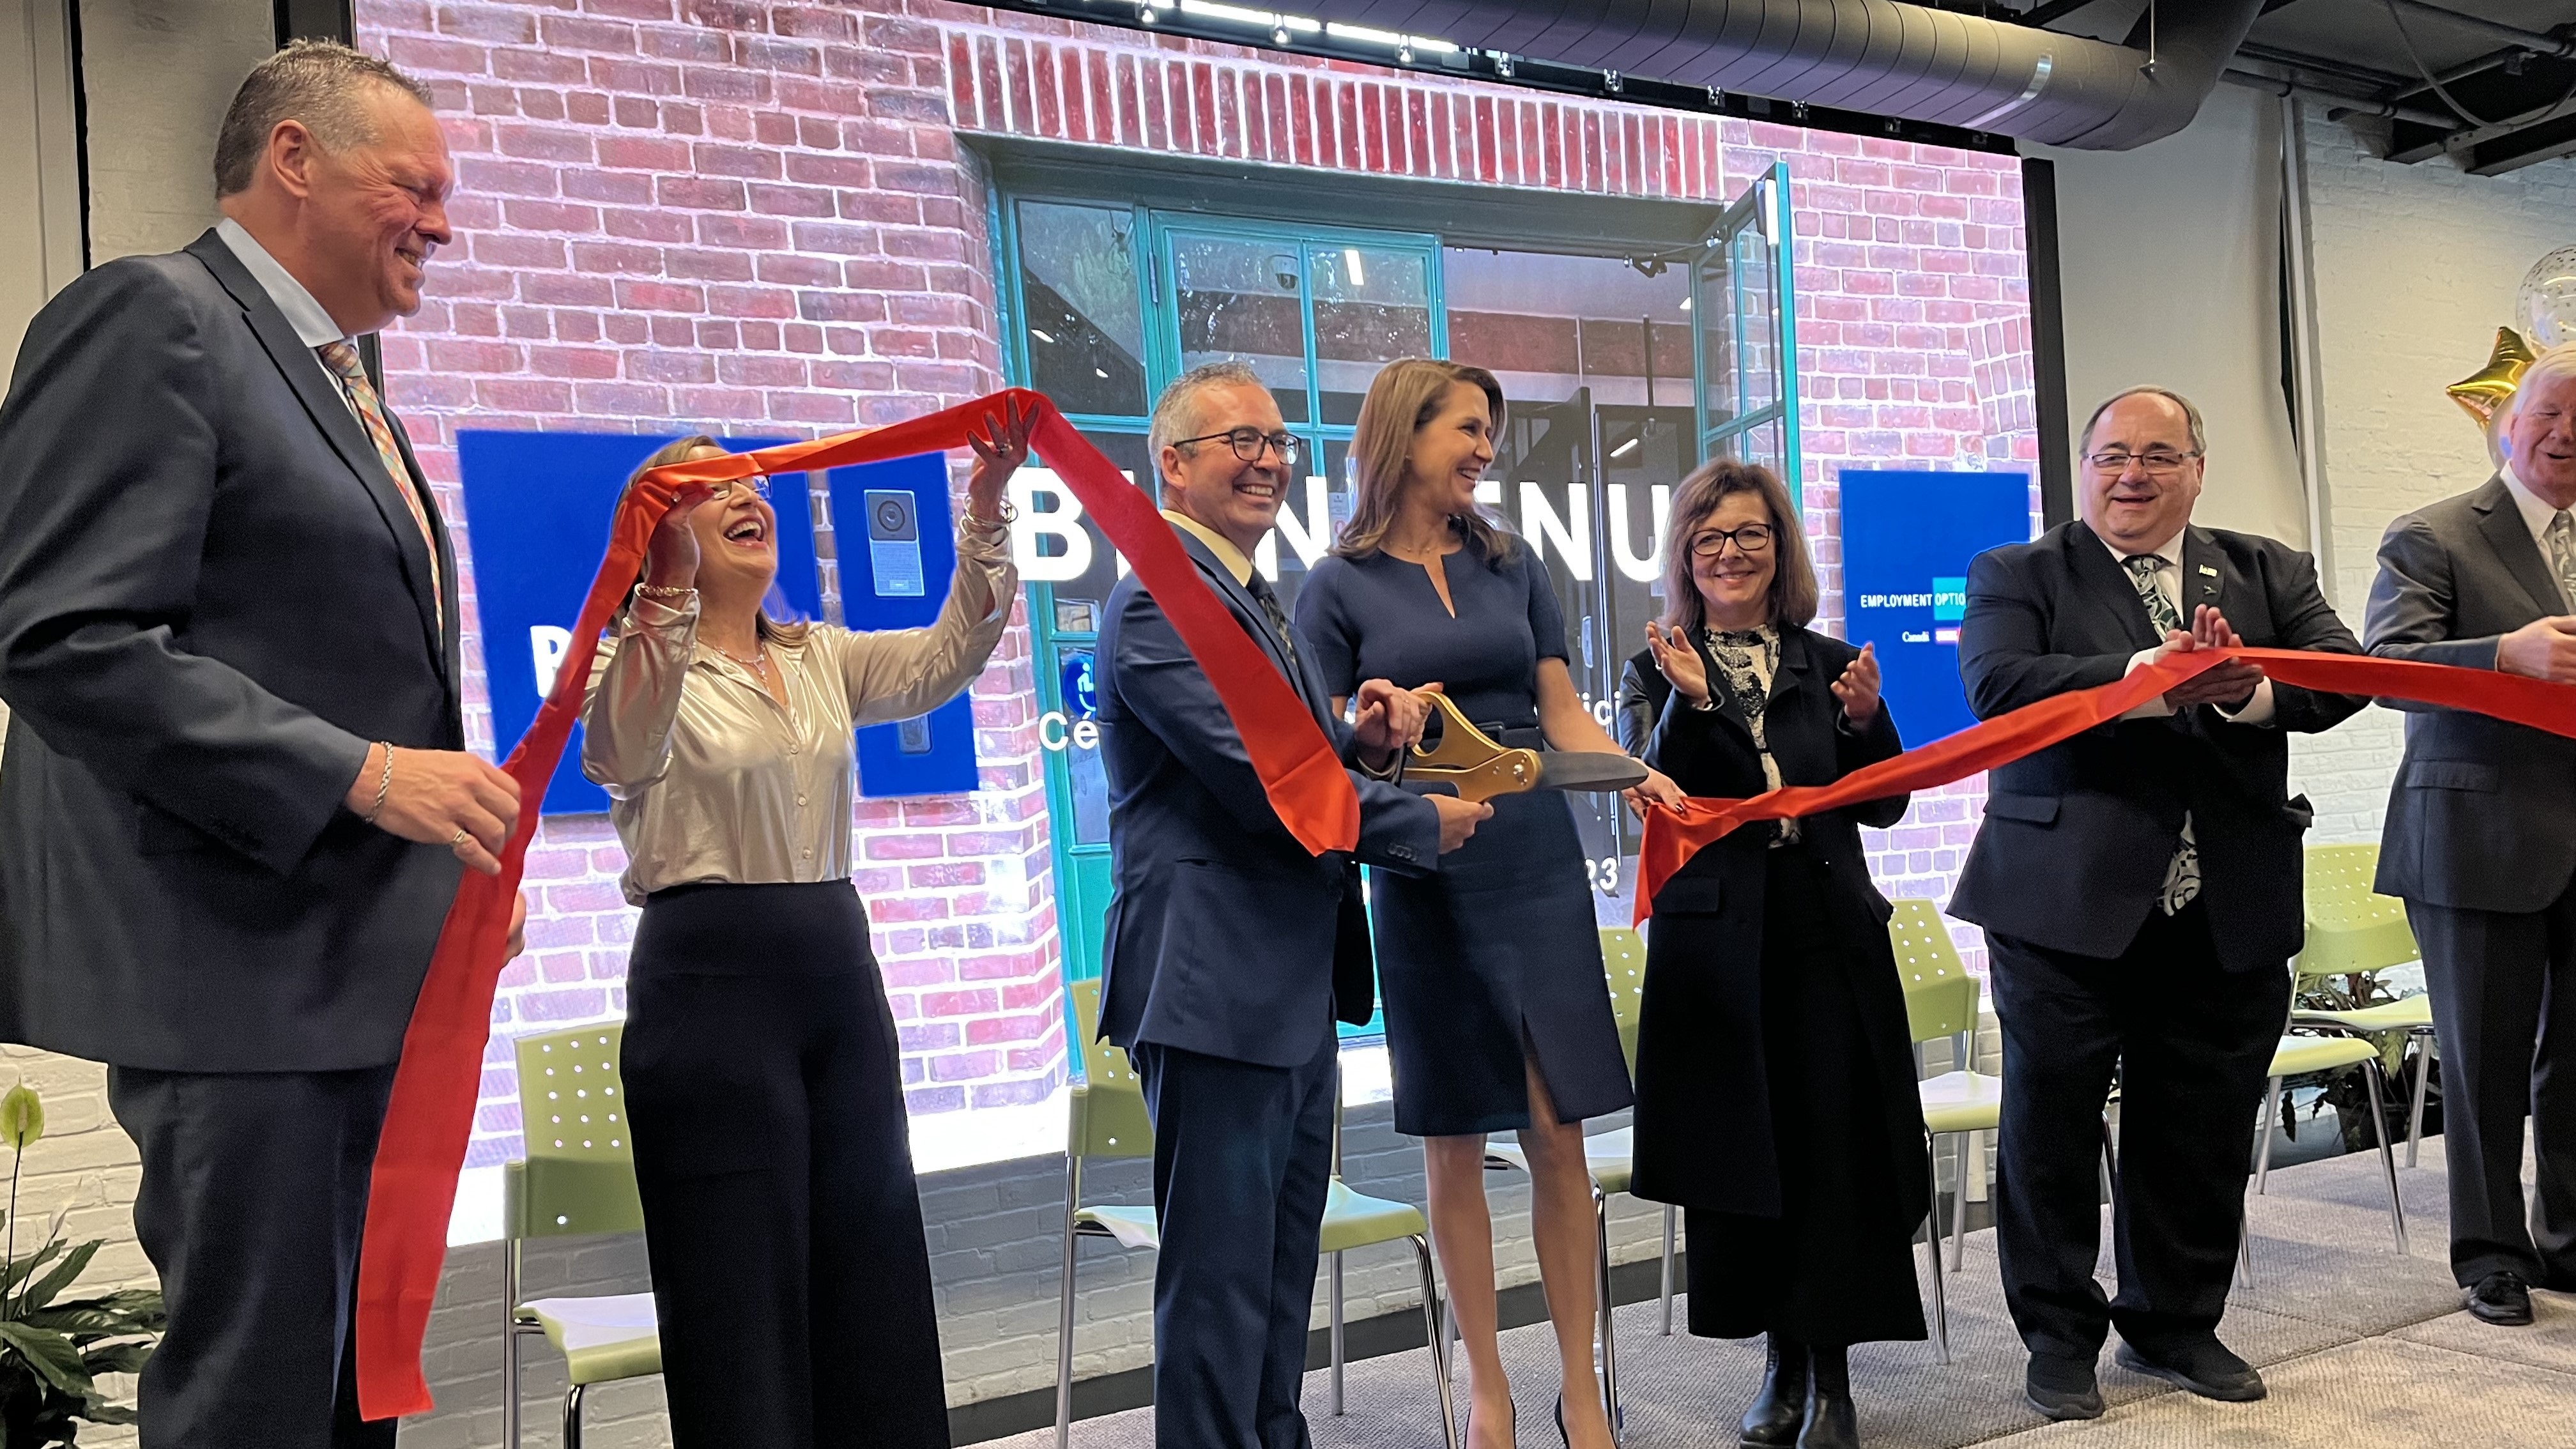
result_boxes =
[456,431,822,815]
[1840,469,2032,744]
[827,453,982,798]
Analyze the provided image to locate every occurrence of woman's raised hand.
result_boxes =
[1644,622,1710,706]
[643,484,714,591]
[967,394,1034,525]
[1830,641,1882,723]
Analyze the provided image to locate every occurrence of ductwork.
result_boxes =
[1285,0,2267,150]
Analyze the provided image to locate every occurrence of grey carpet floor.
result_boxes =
[993,1137,2576,1447]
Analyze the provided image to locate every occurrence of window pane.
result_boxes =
[1311,245,1430,425]
[1027,428,1149,615]
[1445,249,1694,418]
[1055,645,1110,847]
[1017,202,1147,417]
[1171,234,1310,424]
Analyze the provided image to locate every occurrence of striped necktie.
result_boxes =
[2547,510,2576,611]
[318,341,443,627]
[2124,552,2201,914]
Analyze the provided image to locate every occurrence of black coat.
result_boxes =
[0,231,465,1072]
[1949,521,2365,970]
[1616,626,1926,1222]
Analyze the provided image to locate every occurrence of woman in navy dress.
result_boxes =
[1293,358,1681,1449]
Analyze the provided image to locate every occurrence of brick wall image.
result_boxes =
[356,0,2035,1165]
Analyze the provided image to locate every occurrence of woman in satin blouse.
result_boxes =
[580,402,1028,1449]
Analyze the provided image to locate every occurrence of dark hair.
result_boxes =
[1331,358,1514,563]
[1657,459,1818,632]
[213,40,432,197]
[617,435,808,646]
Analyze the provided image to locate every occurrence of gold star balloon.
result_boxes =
[2448,326,2536,427]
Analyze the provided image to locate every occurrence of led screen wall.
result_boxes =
[358,0,2041,1168]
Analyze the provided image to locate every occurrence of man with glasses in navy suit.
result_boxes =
[1095,360,1487,1447]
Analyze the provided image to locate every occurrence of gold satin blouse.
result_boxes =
[581,519,1015,904]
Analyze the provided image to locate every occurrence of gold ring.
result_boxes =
[450,828,471,850]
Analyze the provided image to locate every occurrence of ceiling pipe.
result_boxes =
[1274,0,2267,150]
[2220,67,2455,131]
[2382,0,2576,59]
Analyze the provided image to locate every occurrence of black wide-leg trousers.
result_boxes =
[1986,903,2287,1361]
[623,882,949,1449]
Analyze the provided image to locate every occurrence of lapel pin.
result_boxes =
[2197,564,2219,577]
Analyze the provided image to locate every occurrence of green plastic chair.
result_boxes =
[1889,900,1998,1365]
[2295,842,2436,1167]
[1051,979,1455,1449]
[1480,928,1646,1438]
[502,1024,659,1449]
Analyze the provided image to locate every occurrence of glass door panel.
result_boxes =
[1015,201,1149,418]
[1694,161,1800,494]
[1169,233,1312,424]
[1310,243,1434,425]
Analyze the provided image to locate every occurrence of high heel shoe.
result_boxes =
[1741,1332,1809,1446]
[1796,1344,1860,1449]
[1553,1392,1621,1446]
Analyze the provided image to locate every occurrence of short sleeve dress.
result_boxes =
[1294,542,1634,1136]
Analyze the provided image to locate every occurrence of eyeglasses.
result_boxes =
[2085,448,2201,475]
[1687,523,1775,557]
[707,477,772,502]
[1174,429,1302,466]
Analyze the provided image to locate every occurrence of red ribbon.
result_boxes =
[1635,646,2576,925]
[355,389,1358,1417]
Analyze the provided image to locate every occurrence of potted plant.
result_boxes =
[0,1083,164,1444]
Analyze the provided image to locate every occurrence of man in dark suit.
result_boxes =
[0,42,523,1447]
[1952,387,2365,1420]
[2366,346,2576,1328]
[1096,361,1485,1447]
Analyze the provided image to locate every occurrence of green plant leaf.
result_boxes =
[0,1241,64,1303]
[16,1241,96,1317]
[29,1289,162,1338]
[78,1340,150,1376]
[0,1321,93,1399]
[0,1086,44,1153]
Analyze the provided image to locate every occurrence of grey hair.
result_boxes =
[2489,342,2576,470]
[1147,360,1267,498]
[213,40,433,197]
[2077,385,2207,461]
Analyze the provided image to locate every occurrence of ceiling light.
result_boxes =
[1094,367,1110,379]
[1030,328,1057,344]
[1179,0,1273,26]
[1138,4,1158,22]
[1343,248,1366,286]
[1610,437,1639,459]
[1677,297,1692,312]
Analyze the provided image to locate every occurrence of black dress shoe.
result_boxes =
[2468,1272,2536,1326]
[2023,1353,2103,1421]
[2113,1335,2266,1401]
[1796,1344,1860,1449]
[1740,1332,1809,1446]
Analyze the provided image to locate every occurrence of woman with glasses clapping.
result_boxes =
[579,404,1029,1449]
[1616,459,1930,1449]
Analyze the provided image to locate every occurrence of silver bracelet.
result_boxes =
[364,742,395,824]
[633,582,694,600]
[963,499,1018,531]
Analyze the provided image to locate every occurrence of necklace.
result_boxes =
[707,638,770,681]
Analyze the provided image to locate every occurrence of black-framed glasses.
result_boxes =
[1174,428,1301,466]
[2085,448,2200,475]
[1688,523,1776,557]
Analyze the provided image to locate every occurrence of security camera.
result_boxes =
[1270,255,1300,291]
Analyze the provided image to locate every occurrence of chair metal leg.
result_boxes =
[1410,1235,1459,1449]
[1055,1155,1084,1449]
[561,1384,586,1449]
[1657,1205,1676,1337]
[1594,1190,1621,1446]
[2099,1112,2119,1202]
[1920,1131,1951,1365]
[2359,1055,2409,1254]
[502,1243,523,1449]
[2253,1075,2283,1194]
[1330,1249,1346,1415]
[2236,1214,2255,1288]
[2406,1029,2432,1170]
[1948,1131,1974,1273]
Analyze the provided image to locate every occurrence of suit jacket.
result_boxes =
[1095,530,1441,1070]
[1951,521,2365,971]
[0,230,464,1072]
[2365,475,2576,912]
[1616,629,1920,1217]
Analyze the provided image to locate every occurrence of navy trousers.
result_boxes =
[1128,1022,1338,1449]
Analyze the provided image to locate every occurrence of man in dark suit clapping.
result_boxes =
[0,42,522,1447]
[2366,345,2576,1328]
[1952,387,2365,1421]
[1095,361,1486,1447]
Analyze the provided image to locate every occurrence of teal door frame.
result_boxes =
[1691,160,1803,493]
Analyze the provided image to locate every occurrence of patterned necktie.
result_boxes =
[2548,510,2576,611]
[1245,571,1300,678]
[2124,553,2201,914]
[317,341,443,626]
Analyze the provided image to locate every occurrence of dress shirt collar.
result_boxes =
[1161,508,1254,586]
[2098,525,2185,571]
[2500,465,2568,548]
[215,217,348,349]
